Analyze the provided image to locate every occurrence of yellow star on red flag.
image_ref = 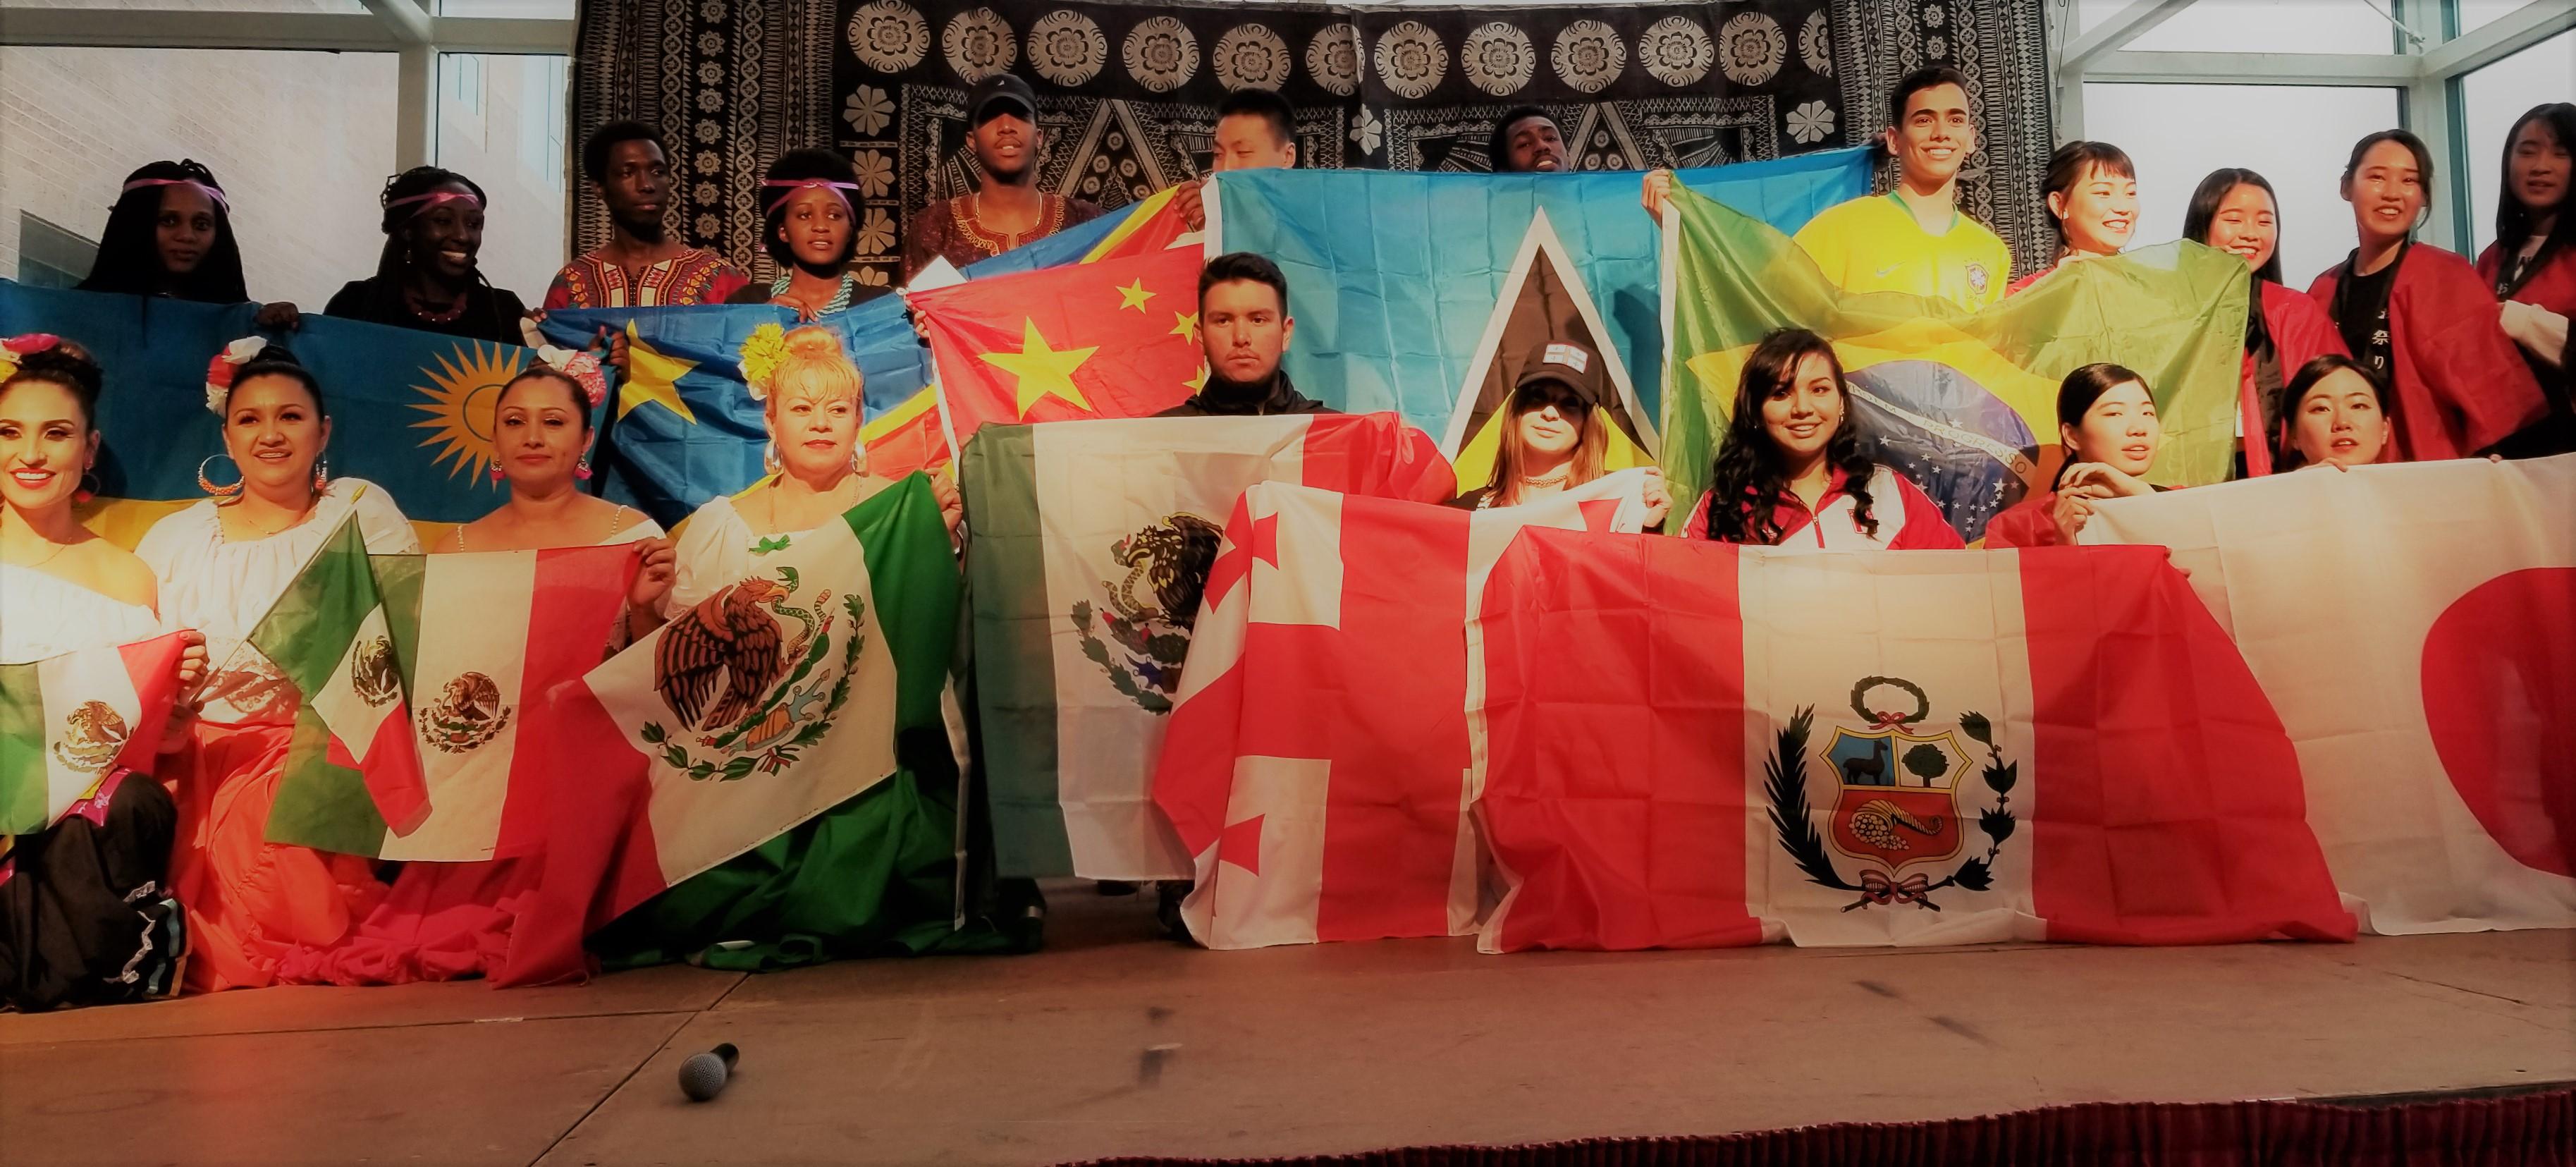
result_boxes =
[979,319,1098,416]
[1170,310,1199,341]
[1117,278,1155,312]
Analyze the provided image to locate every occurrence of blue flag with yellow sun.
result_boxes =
[0,281,551,546]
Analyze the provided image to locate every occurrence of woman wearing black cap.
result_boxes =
[1451,341,1669,525]
[901,73,1103,279]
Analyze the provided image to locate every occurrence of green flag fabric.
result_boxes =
[1660,186,2250,542]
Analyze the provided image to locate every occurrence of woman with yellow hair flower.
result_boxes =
[594,324,978,967]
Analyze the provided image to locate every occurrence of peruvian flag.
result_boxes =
[2086,453,2576,933]
[1153,472,1657,948]
[1475,533,2355,951]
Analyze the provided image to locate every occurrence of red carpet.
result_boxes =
[1067,1086,2576,1166]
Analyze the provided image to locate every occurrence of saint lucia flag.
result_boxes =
[1208,147,1871,433]
[1659,186,2250,544]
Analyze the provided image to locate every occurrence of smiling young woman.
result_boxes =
[2182,169,2351,477]
[2475,102,2576,458]
[0,336,207,1011]
[1681,328,1962,551]
[135,343,422,994]
[324,166,530,346]
[2307,130,2545,463]
[2006,140,2138,296]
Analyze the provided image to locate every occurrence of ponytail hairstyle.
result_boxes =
[2494,103,2576,281]
[1704,328,1879,544]
[2039,140,2135,256]
[76,160,248,303]
[2271,353,2391,471]
[2341,129,2436,224]
[2181,168,2286,286]
[2049,362,2147,489]
[0,336,106,429]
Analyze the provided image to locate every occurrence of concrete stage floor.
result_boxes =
[3,886,2570,1167]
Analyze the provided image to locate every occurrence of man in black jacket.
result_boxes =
[1156,252,1337,417]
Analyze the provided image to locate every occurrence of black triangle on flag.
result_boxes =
[1441,209,1660,495]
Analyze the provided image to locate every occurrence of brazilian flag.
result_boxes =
[1660,186,2250,543]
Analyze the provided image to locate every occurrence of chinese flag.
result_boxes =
[909,244,1208,446]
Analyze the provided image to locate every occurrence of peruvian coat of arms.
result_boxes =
[636,566,867,781]
[1072,513,1223,715]
[1767,676,2019,911]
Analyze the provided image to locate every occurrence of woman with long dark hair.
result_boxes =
[723,149,883,319]
[2475,102,2576,456]
[1983,364,2162,548]
[75,161,300,329]
[322,166,529,345]
[1680,328,1961,549]
[2006,140,2138,295]
[2276,354,2396,472]
[2181,168,2350,476]
[2307,129,2543,461]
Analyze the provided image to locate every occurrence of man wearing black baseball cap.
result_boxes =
[902,73,1104,279]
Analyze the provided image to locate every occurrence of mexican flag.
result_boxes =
[962,412,1456,881]
[1474,533,2356,951]
[2085,454,2576,934]
[252,517,431,853]
[0,633,190,833]
[909,243,1209,448]
[575,472,959,900]
[1152,472,1655,949]
[1660,184,2250,544]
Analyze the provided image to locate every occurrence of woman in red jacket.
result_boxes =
[2309,129,2544,461]
[1681,328,1963,550]
[2181,169,2349,476]
[2474,102,2575,457]
[1982,363,2159,548]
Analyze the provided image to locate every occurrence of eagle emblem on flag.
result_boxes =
[417,671,513,754]
[50,700,128,774]
[350,636,403,708]
[638,568,868,781]
[1767,676,2018,912]
[1071,513,1222,715]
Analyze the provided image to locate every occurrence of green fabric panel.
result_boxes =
[843,471,962,735]
[369,553,427,690]
[0,661,49,834]
[957,424,1073,878]
[246,517,378,690]
[261,704,391,856]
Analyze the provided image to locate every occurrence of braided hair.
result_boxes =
[1703,328,1880,545]
[363,166,513,337]
[76,160,249,303]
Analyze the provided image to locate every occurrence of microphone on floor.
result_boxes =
[678,1042,740,1102]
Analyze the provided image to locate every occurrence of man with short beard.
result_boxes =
[544,121,747,309]
[1156,252,1335,417]
[902,74,1104,280]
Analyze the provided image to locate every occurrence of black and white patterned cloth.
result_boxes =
[572,0,2054,288]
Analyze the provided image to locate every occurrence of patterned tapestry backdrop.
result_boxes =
[570,0,2053,289]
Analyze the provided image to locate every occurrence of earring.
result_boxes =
[762,440,780,476]
[196,454,243,498]
[575,454,593,481]
[75,468,100,505]
[312,457,331,494]
[488,458,504,482]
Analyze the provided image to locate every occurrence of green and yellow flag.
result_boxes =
[1660,186,2250,542]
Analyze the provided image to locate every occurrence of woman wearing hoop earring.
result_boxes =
[0,336,211,1010]
[134,338,421,994]
[591,324,969,967]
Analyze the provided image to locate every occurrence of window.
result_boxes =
[435,53,570,300]
[2459,28,2576,258]
[15,214,98,290]
[0,46,399,307]
[2081,83,2403,283]
[442,51,487,148]
[2077,0,2406,56]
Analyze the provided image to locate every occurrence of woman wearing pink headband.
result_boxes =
[722,149,883,319]
[75,161,297,329]
[321,166,530,346]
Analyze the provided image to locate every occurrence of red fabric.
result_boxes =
[1680,465,1964,549]
[1296,413,1459,501]
[2478,239,2576,314]
[908,243,1206,444]
[1068,1087,2576,1166]
[861,391,955,481]
[2017,546,2355,943]
[106,634,188,777]
[2308,246,2547,459]
[2418,566,2576,879]
[168,719,389,992]
[1981,490,2060,548]
[1473,532,2351,952]
[1480,534,1767,952]
[326,697,429,837]
[2240,281,2350,477]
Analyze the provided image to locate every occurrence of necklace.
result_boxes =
[404,285,468,323]
[1,534,70,571]
[1517,468,1572,489]
[223,497,316,539]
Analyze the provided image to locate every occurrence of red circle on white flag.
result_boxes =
[2420,567,2576,877]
